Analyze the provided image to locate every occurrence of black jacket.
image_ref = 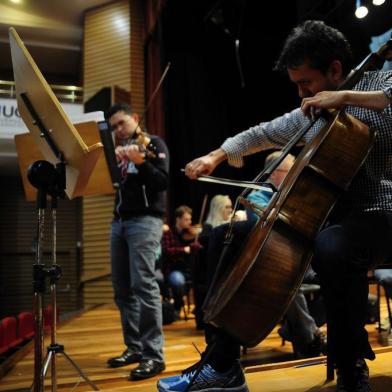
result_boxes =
[114,135,169,220]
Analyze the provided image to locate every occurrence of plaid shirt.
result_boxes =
[222,71,392,212]
[161,227,192,273]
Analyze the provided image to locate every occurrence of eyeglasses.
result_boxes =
[225,205,233,209]
[110,118,128,131]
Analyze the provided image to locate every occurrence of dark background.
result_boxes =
[159,0,392,223]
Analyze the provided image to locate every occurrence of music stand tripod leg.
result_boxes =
[28,162,98,391]
[42,196,99,391]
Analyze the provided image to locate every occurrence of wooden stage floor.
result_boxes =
[1,303,392,391]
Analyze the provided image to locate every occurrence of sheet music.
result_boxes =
[71,111,105,125]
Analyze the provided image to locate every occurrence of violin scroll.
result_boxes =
[133,129,157,158]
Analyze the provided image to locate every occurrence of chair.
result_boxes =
[368,265,392,333]
[181,279,193,321]
[0,322,7,356]
[17,311,35,341]
[0,317,23,354]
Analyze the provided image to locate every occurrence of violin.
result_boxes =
[132,129,157,158]
[115,128,157,165]
[181,195,209,242]
[181,224,203,242]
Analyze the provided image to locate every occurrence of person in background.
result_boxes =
[161,205,197,318]
[247,151,326,358]
[106,103,168,380]
[192,195,233,329]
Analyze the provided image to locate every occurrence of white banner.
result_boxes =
[0,98,84,138]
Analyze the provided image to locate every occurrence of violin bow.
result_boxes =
[180,169,275,193]
[133,61,171,136]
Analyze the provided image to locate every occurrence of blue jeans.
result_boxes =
[110,216,164,362]
[167,270,190,311]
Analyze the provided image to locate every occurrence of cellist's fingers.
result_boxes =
[302,91,346,116]
[301,97,315,118]
[185,156,212,179]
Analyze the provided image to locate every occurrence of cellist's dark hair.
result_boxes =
[105,103,134,120]
[274,20,353,77]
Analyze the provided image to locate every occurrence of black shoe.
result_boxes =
[107,349,142,368]
[130,359,165,380]
[295,332,327,359]
[336,359,370,392]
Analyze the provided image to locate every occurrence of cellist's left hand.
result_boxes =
[301,90,347,118]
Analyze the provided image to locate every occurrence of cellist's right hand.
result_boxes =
[184,148,227,179]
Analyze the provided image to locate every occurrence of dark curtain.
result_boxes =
[145,0,167,139]
[144,0,385,221]
[158,1,299,220]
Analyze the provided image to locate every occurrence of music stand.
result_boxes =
[9,27,101,392]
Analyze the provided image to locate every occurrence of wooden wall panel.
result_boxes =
[81,194,113,306]
[83,1,131,103]
[0,177,82,318]
[82,0,146,307]
[130,0,145,115]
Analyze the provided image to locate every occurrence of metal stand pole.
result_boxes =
[28,161,98,391]
[32,188,46,392]
[39,196,99,391]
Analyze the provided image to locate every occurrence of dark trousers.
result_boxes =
[203,211,392,371]
[203,220,254,370]
[312,211,392,369]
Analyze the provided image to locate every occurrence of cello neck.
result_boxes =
[339,39,392,91]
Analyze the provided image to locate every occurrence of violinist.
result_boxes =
[106,103,169,381]
[158,21,392,392]
[161,205,199,318]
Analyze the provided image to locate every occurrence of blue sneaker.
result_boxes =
[157,360,248,392]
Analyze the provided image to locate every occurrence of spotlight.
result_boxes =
[355,0,369,18]
[372,0,385,5]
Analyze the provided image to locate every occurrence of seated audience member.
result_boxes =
[248,152,326,357]
[161,205,196,318]
[193,195,234,328]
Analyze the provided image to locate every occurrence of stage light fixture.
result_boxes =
[355,0,369,18]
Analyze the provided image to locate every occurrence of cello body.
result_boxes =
[203,110,374,347]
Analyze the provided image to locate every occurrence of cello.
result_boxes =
[202,40,392,349]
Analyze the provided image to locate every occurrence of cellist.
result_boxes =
[158,20,392,392]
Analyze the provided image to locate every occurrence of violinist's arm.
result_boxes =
[185,148,227,179]
[301,90,391,116]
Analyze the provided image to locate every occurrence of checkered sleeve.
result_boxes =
[220,108,310,168]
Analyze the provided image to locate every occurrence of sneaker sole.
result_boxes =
[157,382,249,392]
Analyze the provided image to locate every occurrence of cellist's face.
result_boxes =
[287,61,343,99]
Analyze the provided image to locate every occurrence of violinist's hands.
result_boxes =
[115,145,145,165]
[190,241,203,251]
[185,148,227,179]
[301,91,347,118]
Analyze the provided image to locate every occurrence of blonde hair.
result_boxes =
[205,195,232,228]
